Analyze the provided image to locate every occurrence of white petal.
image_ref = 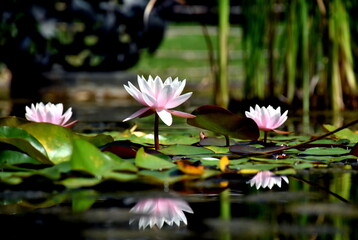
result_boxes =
[157,109,173,126]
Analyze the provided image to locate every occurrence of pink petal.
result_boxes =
[165,92,192,109]
[123,107,151,122]
[157,84,173,108]
[169,110,196,119]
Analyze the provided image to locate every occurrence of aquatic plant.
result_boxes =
[25,102,77,127]
[245,105,288,143]
[247,170,289,189]
[129,198,193,229]
[123,75,195,150]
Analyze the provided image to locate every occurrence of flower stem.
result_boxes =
[263,131,268,144]
[154,112,160,150]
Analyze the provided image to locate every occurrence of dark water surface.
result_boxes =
[1,98,358,240]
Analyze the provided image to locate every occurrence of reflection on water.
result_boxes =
[1,170,358,239]
[247,170,289,189]
[129,197,193,229]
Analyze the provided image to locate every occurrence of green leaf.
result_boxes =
[187,105,259,140]
[74,133,114,147]
[20,123,74,164]
[60,178,102,189]
[0,126,51,164]
[0,150,41,165]
[135,148,176,170]
[323,124,358,143]
[70,138,113,178]
[298,147,351,156]
[159,144,214,156]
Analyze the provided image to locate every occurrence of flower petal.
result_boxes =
[169,110,196,119]
[165,92,192,109]
[123,107,151,122]
[157,109,173,126]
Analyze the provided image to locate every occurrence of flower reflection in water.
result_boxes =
[129,198,193,230]
[247,171,289,189]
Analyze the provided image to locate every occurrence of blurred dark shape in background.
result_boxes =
[0,0,244,99]
[0,0,172,99]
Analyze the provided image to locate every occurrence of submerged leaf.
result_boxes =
[187,105,259,140]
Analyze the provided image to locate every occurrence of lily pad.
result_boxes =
[187,105,259,140]
[159,144,214,156]
[20,123,74,164]
[135,147,176,170]
[0,126,51,164]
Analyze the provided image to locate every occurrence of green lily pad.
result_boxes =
[0,150,41,165]
[0,126,51,164]
[187,105,259,140]
[323,124,358,143]
[70,138,113,178]
[135,147,176,170]
[20,123,74,164]
[298,147,351,156]
[159,144,214,156]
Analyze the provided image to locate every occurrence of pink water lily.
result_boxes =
[123,75,195,126]
[25,102,77,127]
[245,105,288,132]
[129,198,194,229]
[247,171,289,189]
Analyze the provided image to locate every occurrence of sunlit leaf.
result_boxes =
[176,160,204,175]
[0,126,51,164]
[70,138,112,178]
[187,105,259,140]
[20,123,74,164]
[323,124,358,143]
[219,156,229,171]
[135,148,176,170]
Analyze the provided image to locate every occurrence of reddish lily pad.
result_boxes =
[187,105,259,140]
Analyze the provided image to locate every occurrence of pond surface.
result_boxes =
[0,98,357,240]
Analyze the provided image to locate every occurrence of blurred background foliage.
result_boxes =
[0,0,357,112]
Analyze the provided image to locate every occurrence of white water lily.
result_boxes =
[247,171,289,189]
[245,105,288,132]
[129,198,193,229]
[123,75,195,126]
[25,102,77,127]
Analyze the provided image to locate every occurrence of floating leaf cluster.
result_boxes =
[0,110,357,191]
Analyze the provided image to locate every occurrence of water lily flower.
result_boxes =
[245,105,288,142]
[123,75,195,150]
[247,171,289,189]
[123,75,195,126]
[25,102,77,127]
[245,105,288,132]
[129,198,193,229]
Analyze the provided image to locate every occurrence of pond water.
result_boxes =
[0,96,358,240]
